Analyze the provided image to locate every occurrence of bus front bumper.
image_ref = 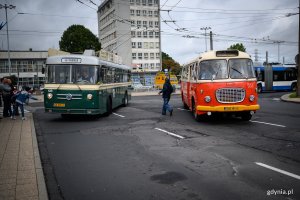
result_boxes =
[197,104,260,112]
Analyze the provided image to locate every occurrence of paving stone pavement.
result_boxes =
[0,106,48,200]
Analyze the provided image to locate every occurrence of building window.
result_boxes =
[136,10,141,16]
[144,42,149,48]
[149,42,154,48]
[130,9,135,16]
[142,10,147,16]
[150,53,154,59]
[137,20,141,28]
[149,21,153,27]
[131,31,136,38]
[136,0,141,5]
[143,31,148,38]
[137,31,141,38]
[132,53,136,59]
[156,53,159,59]
[155,32,159,38]
[142,0,146,5]
[131,20,135,27]
[154,11,158,17]
[130,0,135,4]
[143,21,147,27]
[138,53,143,60]
[148,11,153,17]
[144,53,149,60]
[154,0,158,5]
[155,21,159,27]
[149,31,153,38]
[148,0,153,6]
[138,42,142,48]
[132,42,136,48]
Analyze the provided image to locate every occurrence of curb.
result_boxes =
[280,94,300,104]
[31,113,49,200]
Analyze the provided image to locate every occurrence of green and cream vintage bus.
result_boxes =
[43,53,132,117]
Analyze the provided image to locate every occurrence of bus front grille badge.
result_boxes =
[66,93,72,101]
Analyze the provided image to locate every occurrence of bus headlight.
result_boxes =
[87,94,93,100]
[47,93,53,99]
[249,95,255,102]
[204,96,211,103]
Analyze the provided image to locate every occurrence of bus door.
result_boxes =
[187,63,195,107]
[264,64,273,91]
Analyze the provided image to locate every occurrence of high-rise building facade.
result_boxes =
[98,0,161,86]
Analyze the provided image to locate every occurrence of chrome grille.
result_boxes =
[216,88,245,103]
[57,93,82,100]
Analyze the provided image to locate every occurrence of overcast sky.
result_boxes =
[0,0,298,65]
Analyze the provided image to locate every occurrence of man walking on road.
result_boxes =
[158,78,174,116]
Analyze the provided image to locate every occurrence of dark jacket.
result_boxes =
[159,78,173,99]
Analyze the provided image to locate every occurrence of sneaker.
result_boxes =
[22,117,26,120]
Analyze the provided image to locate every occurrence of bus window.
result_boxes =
[199,60,227,80]
[229,59,255,79]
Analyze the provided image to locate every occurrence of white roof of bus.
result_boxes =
[185,50,251,66]
[46,54,131,71]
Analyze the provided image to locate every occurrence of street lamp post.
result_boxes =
[0,4,16,75]
[200,27,211,52]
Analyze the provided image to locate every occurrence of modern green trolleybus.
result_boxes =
[43,52,132,117]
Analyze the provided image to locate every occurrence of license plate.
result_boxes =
[53,103,65,107]
[224,107,239,111]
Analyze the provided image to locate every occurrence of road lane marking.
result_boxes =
[255,162,300,180]
[112,113,125,118]
[155,128,185,139]
[250,120,286,128]
[177,108,189,111]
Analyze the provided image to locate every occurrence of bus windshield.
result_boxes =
[229,59,255,79]
[199,60,228,80]
[47,65,98,84]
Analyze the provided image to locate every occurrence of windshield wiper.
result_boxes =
[230,67,248,79]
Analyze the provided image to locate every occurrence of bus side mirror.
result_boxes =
[42,64,45,74]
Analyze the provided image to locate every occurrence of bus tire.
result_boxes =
[241,112,252,121]
[257,84,262,93]
[104,97,112,116]
[192,100,200,121]
[122,92,129,107]
[291,83,297,92]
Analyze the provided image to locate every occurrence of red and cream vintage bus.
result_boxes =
[181,50,260,121]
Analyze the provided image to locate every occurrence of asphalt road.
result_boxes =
[33,92,300,200]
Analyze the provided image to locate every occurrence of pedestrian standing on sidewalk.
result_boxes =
[158,78,174,116]
[2,78,13,117]
[11,86,38,120]
[0,80,12,119]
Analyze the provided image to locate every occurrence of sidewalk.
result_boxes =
[0,106,48,200]
[280,93,300,103]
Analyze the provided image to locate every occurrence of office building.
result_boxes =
[98,0,161,86]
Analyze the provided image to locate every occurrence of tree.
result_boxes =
[162,52,181,75]
[59,25,101,53]
[228,43,246,52]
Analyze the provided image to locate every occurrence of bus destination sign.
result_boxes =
[61,58,82,63]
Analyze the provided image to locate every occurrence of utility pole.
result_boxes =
[266,51,268,64]
[200,27,211,52]
[209,31,213,50]
[158,1,162,71]
[255,49,258,62]
[274,40,284,63]
[297,0,300,97]
[0,4,16,76]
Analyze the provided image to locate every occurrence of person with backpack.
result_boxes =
[11,86,38,120]
[158,78,174,116]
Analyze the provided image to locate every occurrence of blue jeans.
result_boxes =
[13,102,24,118]
[162,98,173,115]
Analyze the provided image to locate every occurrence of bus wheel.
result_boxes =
[192,100,200,121]
[122,92,128,107]
[104,97,112,116]
[241,112,252,121]
[257,84,262,93]
[291,83,297,92]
